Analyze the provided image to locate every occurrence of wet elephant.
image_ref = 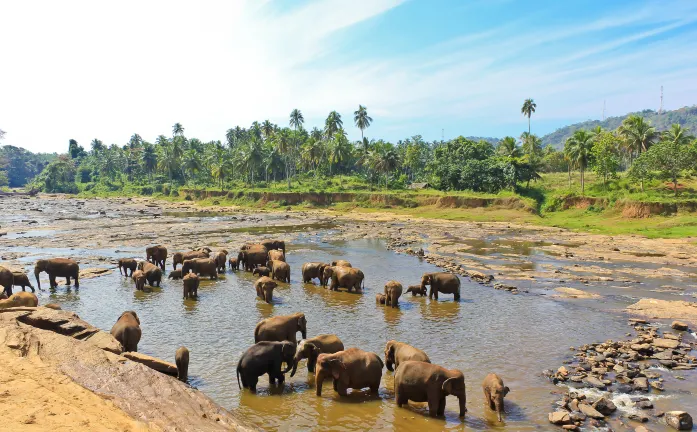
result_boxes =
[228,257,239,271]
[323,266,364,292]
[183,273,199,299]
[110,311,141,352]
[0,266,13,297]
[34,258,79,290]
[482,373,509,422]
[176,346,190,383]
[168,269,183,280]
[213,251,227,273]
[118,258,138,277]
[395,360,467,418]
[254,312,307,345]
[237,341,295,393]
[421,272,461,301]
[270,260,290,283]
[132,270,146,291]
[315,348,383,396]
[331,260,352,268]
[0,291,38,309]
[291,334,345,377]
[242,244,268,271]
[376,293,386,305]
[267,249,285,267]
[172,250,209,270]
[384,280,403,308]
[384,340,430,371]
[406,285,427,296]
[255,276,277,303]
[146,245,168,270]
[260,239,286,255]
[12,272,34,293]
[181,258,217,280]
[252,266,271,277]
[137,261,162,287]
[301,262,329,284]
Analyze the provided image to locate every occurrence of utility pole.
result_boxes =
[659,85,663,115]
[441,128,444,143]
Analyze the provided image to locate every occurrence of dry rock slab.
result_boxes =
[122,351,178,376]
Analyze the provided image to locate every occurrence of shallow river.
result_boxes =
[16,224,697,431]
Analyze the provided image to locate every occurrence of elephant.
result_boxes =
[376,293,386,305]
[168,269,183,280]
[241,244,268,271]
[213,251,227,273]
[44,303,61,310]
[117,258,138,277]
[237,341,296,393]
[0,292,38,309]
[421,272,461,301]
[384,340,431,372]
[331,260,352,268]
[290,334,344,377]
[301,262,330,284]
[255,276,277,303]
[176,346,190,383]
[183,273,199,299]
[252,266,271,277]
[34,258,79,290]
[254,312,307,345]
[132,270,146,291]
[172,250,209,270]
[267,250,285,267]
[228,257,239,271]
[394,360,467,418]
[137,261,162,287]
[323,266,364,292]
[260,239,286,255]
[270,260,290,283]
[0,266,13,297]
[406,285,427,296]
[181,258,218,280]
[384,280,403,308]
[110,311,141,352]
[482,373,509,422]
[12,272,35,293]
[237,251,246,270]
[146,245,168,270]
[315,348,383,396]
[196,246,213,254]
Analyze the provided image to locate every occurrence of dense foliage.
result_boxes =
[0,145,57,188]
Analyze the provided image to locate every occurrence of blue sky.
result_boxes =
[1,0,697,152]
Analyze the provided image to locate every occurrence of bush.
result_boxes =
[140,186,153,196]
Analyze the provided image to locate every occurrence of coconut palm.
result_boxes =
[520,133,542,158]
[172,123,184,137]
[497,136,521,158]
[261,120,275,141]
[324,111,343,139]
[289,109,304,131]
[564,130,593,195]
[274,129,292,189]
[329,130,352,186]
[353,105,373,142]
[521,99,536,135]
[663,124,694,146]
[90,139,105,153]
[618,115,657,157]
[182,148,202,184]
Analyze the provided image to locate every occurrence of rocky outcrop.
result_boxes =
[122,351,178,376]
[627,299,697,324]
[0,307,255,431]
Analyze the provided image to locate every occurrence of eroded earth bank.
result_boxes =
[0,194,696,431]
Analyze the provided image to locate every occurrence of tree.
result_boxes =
[663,123,694,146]
[627,151,653,192]
[591,131,620,188]
[618,115,657,158]
[521,133,542,158]
[564,130,593,195]
[261,120,275,141]
[328,130,352,186]
[90,139,105,153]
[645,137,694,196]
[142,143,157,180]
[324,111,343,139]
[521,98,536,135]
[497,137,521,158]
[353,105,373,142]
[172,123,185,137]
[274,129,292,189]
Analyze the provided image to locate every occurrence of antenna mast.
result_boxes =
[659,85,663,115]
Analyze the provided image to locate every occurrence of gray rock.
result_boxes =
[593,397,617,415]
[665,411,693,430]
[579,403,605,419]
[584,376,607,390]
[671,321,688,331]
[633,377,649,392]
[549,411,572,425]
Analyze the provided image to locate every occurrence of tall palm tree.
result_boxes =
[274,129,292,189]
[497,136,521,158]
[618,115,657,158]
[261,120,275,141]
[324,111,343,139]
[141,143,157,180]
[353,105,373,142]
[288,109,304,189]
[521,99,536,135]
[329,130,352,186]
[520,133,542,158]
[663,124,694,146]
[564,130,593,195]
[90,139,104,153]
[172,123,184,137]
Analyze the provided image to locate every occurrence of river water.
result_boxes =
[11,221,697,431]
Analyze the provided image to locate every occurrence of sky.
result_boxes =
[1,0,697,153]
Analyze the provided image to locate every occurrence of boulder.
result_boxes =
[633,377,649,392]
[579,403,605,419]
[549,411,572,425]
[671,321,689,331]
[583,376,606,390]
[122,352,178,376]
[650,381,664,391]
[665,411,693,430]
[653,339,680,349]
[464,270,494,283]
[593,397,617,415]
[85,330,123,354]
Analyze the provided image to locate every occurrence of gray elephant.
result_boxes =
[331,260,352,267]
[376,293,386,305]
[406,285,427,296]
[270,260,290,283]
[323,266,364,292]
[0,266,13,297]
[255,276,277,303]
[137,261,162,287]
[228,257,239,271]
[110,311,141,352]
[384,280,403,308]
[421,272,461,301]
[291,334,345,376]
[395,360,467,418]
[168,269,183,280]
[34,258,79,290]
[0,292,38,308]
[482,373,509,422]
[176,346,190,383]
[213,251,227,273]
[132,269,146,291]
[117,258,138,277]
[12,271,34,293]
[241,244,268,271]
[261,239,286,255]
[384,340,430,371]
[301,262,329,284]
[172,250,209,270]
[252,266,271,277]
[315,348,383,396]
[267,249,285,267]
[181,258,217,280]
[254,312,307,345]
[146,245,168,270]
[237,341,295,393]
[183,273,199,299]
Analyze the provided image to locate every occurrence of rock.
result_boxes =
[629,318,650,324]
[671,321,689,331]
[653,351,674,360]
[79,267,114,279]
[665,411,693,430]
[579,403,605,419]
[568,399,579,412]
[593,397,617,415]
[553,287,601,299]
[629,413,649,423]
[43,303,61,310]
[558,366,569,376]
[569,411,586,422]
[549,411,572,425]
[636,400,653,409]
[650,381,664,391]
[464,269,494,283]
[121,352,178,376]
[562,425,579,431]
[633,377,649,392]
[85,330,123,354]
[653,338,680,349]
[635,426,650,432]
[583,376,607,390]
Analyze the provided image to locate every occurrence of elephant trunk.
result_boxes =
[290,358,299,377]
[301,328,307,340]
[386,361,394,372]
[495,397,503,422]
[458,394,467,418]
[34,267,41,289]
[315,371,325,396]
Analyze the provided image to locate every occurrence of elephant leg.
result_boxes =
[437,396,446,416]
[336,381,348,396]
[65,276,71,286]
[333,379,338,391]
[74,273,79,288]
[249,376,258,393]
[454,293,461,301]
[49,275,57,288]
[370,382,379,394]
[396,388,407,407]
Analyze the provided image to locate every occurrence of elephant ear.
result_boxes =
[503,386,510,396]
[442,377,456,394]
[329,359,345,380]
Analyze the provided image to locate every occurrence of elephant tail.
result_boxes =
[253,322,261,343]
[236,362,242,389]
[375,353,384,369]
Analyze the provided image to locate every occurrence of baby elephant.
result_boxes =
[176,346,190,383]
[110,311,141,352]
[237,341,296,393]
[168,269,183,280]
[384,280,403,308]
[406,285,427,296]
[255,276,277,303]
[384,340,430,371]
[252,266,271,277]
[132,270,146,291]
[12,272,35,293]
[482,373,509,422]
[395,361,467,418]
[183,273,199,299]
[228,257,239,271]
[118,258,138,277]
[376,293,386,305]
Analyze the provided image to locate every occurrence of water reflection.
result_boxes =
[419,298,462,323]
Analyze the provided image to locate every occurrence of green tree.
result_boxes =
[324,111,343,139]
[627,151,653,192]
[645,137,694,195]
[520,133,542,158]
[663,123,694,146]
[618,115,657,158]
[353,105,373,142]
[172,123,185,137]
[521,98,536,134]
[497,136,521,158]
[564,130,593,195]
[328,130,352,186]
[591,131,620,188]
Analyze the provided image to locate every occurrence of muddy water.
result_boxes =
[9,221,691,432]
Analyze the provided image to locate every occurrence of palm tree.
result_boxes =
[172,123,184,137]
[90,139,105,153]
[274,129,292,189]
[324,111,343,139]
[261,120,275,141]
[141,143,157,180]
[564,130,593,195]
[182,148,202,185]
[521,99,536,135]
[618,115,657,158]
[497,136,521,158]
[289,109,304,131]
[353,105,373,142]
[663,124,694,146]
[329,130,352,186]
[520,133,542,158]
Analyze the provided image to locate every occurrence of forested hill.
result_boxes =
[541,105,697,149]
[0,145,57,187]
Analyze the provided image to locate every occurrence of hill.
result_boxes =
[541,105,697,149]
